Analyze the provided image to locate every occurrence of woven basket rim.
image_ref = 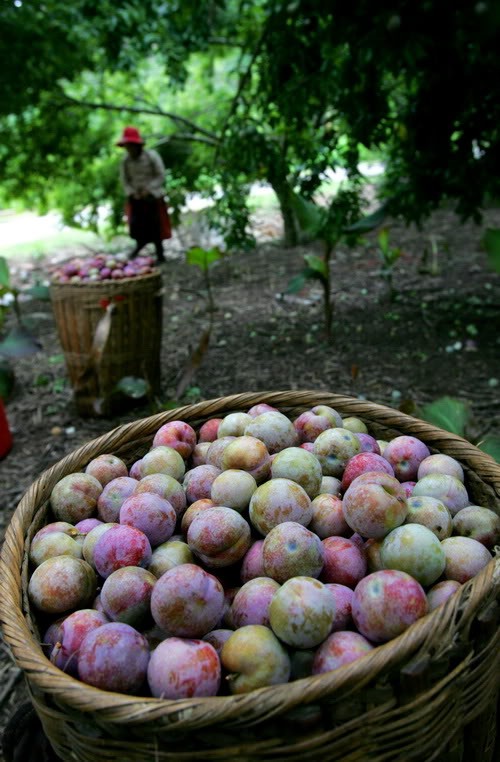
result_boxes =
[49,270,162,288]
[1,390,499,728]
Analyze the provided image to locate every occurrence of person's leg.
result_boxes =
[154,239,165,262]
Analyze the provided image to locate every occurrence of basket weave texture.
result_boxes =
[0,391,499,762]
[50,271,163,417]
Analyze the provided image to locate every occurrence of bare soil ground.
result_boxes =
[1,203,499,758]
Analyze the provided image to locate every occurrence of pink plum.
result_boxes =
[28,557,97,614]
[210,469,257,512]
[412,473,470,515]
[187,506,251,567]
[29,530,83,567]
[300,442,315,453]
[352,570,428,643]
[221,625,290,693]
[401,481,416,497]
[321,537,367,589]
[135,473,186,517]
[217,412,253,437]
[269,576,335,648]
[313,428,361,477]
[247,403,279,417]
[50,473,102,523]
[310,494,350,538]
[151,563,225,637]
[148,638,221,698]
[270,447,322,498]
[440,537,492,583]
[82,522,118,569]
[263,522,324,582]
[148,539,193,578]
[342,417,368,434]
[452,506,500,548]
[78,622,149,694]
[312,631,374,674]
[93,524,152,578]
[119,492,176,547]
[354,433,381,454]
[74,518,102,536]
[152,420,197,459]
[203,629,234,655]
[320,476,342,496]
[341,452,394,492]
[249,478,312,536]
[50,609,108,675]
[380,524,446,586]
[325,584,354,631]
[244,411,299,454]
[231,577,280,628]
[364,538,385,573]
[240,540,265,583]
[180,498,215,534]
[406,495,452,540]
[417,454,464,483]
[191,442,211,466]
[198,418,222,442]
[382,436,431,482]
[129,460,143,479]
[293,405,343,443]
[85,454,128,487]
[205,436,236,469]
[100,566,156,627]
[220,435,272,482]
[342,471,408,539]
[141,446,185,481]
[97,476,138,522]
[427,580,462,611]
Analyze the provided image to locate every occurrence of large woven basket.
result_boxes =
[50,271,163,417]
[0,391,499,762]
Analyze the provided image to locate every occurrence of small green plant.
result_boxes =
[376,227,403,301]
[482,228,500,273]
[185,246,225,315]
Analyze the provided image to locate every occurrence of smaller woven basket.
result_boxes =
[0,391,499,762]
[50,271,163,417]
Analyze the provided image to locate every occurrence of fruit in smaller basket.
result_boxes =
[220,435,272,482]
[312,631,374,674]
[50,609,108,675]
[85,454,128,487]
[93,525,152,578]
[426,580,461,611]
[412,473,470,515]
[293,405,343,443]
[187,506,251,567]
[405,495,452,540]
[417,454,464,483]
[198,418,222,442]
[341,452,394,491]
[210,469,258,512]
[269,576,335,648]
[263,522,324,582]
[141,446,186,481]
[325,584,354,631]
[221,624,291,693]
[342,472,407,539]
[231,577,280,628]
[28,556,97,614]
[134,473,186,517]
[119,492,176,547]
[152,420,197,459]
[148,539,193,578]
[148,637,221,698]
[321,536,367,589]
[183,465,222,504]
[382,436,431,482]
[249,478,312,535]
[380,524,446,586]
[452,505,500,548]
[240,539,265,582]
[50,473,102,523]
[270,447,322,498]
[309,494,350,538]
[440,536,492,583]
[97,476,138,522]
[151,563,225,637]
[78,622,150,693]
[244,411,299,454]
[218,412,253,438]
[100,566,156,627]
[313,428,361,477]
[351,570,428,643]
[29,530,83,567]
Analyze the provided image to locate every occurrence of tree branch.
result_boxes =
[60,94,218,141]
[153,133,220,148]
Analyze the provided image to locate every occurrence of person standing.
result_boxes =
[116,126,172,262]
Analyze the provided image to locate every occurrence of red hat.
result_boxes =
[116,126,145,146]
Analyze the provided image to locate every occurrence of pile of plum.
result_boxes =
[52,254,156,283]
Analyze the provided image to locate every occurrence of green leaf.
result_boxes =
[290,194,325,235]
[482,228,500,272]
[344,203,388,233]
[476,435,500,463]
[115,376,149,399]
[420,396,470,437]
[186,247,222,271]
[0,257,10,289]
[286,273,308,294]
[378,227,390,254]
[0,324,42,359]
[26,283,51,300]
[304,254,328,279]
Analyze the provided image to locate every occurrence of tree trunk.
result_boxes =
[270,180,299,248]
